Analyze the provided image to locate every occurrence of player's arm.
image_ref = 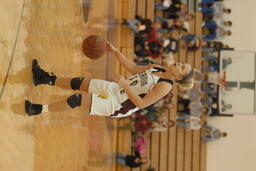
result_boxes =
[106,41,159,74]
[125,82,172,109]
[114,74,172,108]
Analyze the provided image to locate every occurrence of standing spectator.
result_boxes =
[203,20,232,29]
[199,2,231,18]
[203,27,232,40]
[201,125,227,141]
[199,0,224,5]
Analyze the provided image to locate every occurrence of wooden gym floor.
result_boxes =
[0,0,119,171]
[0,0,206,171]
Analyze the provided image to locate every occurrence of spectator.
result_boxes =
[199,0,224,6]
[150,119,175,131]
[180,34,206,51]
[221,100,232,112]
[116,152,149,168]
[199,2,231,18]
[134,136,148,154]
[119,113,152,133]
[178,98,208,116]
[202,41,234,52]
[203,20,232,29]
[119,114,175,132]
[201,125,227,141]
[163,2,188,20]
[122,16,153,34]
[203,27,232,40]
[163,38,179,53]
[176,115,205,130]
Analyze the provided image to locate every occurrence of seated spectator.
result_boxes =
[116,152,149,168]
[122,114,152,133]
[202,41,234,52]
[208,96,219,116]
[193,68,205,83]
[163,37,179,53]
[155,0,182,10]
[150,119,175,131]
[179,84,201,101]
[204,71,226,87]
[134,28,163,59]
[122,16,153,34]
[156,15,192,33]
[176,115,206,130]
[155,0,174,10]
[134,136,147,154]
[202,60,219,72]
[201,91,214,112]
[135,41,163,59]
[178,98,208,116]
[201,125,227,141]
[163,2,188,20]
[202,82,217,95]
[119,114,175,132]
[180,34,207,51]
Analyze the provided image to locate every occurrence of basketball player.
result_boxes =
[25,41,194,118]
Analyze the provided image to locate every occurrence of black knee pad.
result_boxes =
[67,94,82,108]
[71,77,84,90]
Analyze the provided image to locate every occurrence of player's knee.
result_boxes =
[67,93,82,108]
[71,77,84,90]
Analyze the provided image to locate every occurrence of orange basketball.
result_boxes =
[82,35,106,59]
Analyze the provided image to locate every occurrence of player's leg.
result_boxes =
[55,77,91,92]
[32,59,91,92]
[25,93,91,116]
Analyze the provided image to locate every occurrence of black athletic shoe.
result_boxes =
[25,100,43,116]
[32,59,56,86]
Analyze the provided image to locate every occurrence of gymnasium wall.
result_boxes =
[207,0,256,171]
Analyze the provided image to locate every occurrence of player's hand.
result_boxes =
[113,74,128,88]
[106,40,117,52]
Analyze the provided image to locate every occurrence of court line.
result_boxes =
[0,0,26,100]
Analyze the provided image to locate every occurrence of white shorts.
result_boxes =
[88,79,122,116]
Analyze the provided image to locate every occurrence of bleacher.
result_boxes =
[113,1,207,171]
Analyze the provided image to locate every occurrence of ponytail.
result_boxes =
[176,69,194,90]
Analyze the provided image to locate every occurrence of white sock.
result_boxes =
[42,105,49,113]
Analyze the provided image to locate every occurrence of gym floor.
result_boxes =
[0,0,118,170]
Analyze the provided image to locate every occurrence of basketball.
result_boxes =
[82,35,106,59]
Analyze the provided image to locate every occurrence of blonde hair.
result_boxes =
[176,69,194,90]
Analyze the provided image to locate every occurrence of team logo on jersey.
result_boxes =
[98,94,108,99]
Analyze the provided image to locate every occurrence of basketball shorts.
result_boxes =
[88,79,122,116]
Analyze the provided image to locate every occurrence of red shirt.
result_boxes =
[134,114,152,132]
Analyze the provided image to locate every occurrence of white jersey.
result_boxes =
[88,67,173,118]
[110,67,173,118]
